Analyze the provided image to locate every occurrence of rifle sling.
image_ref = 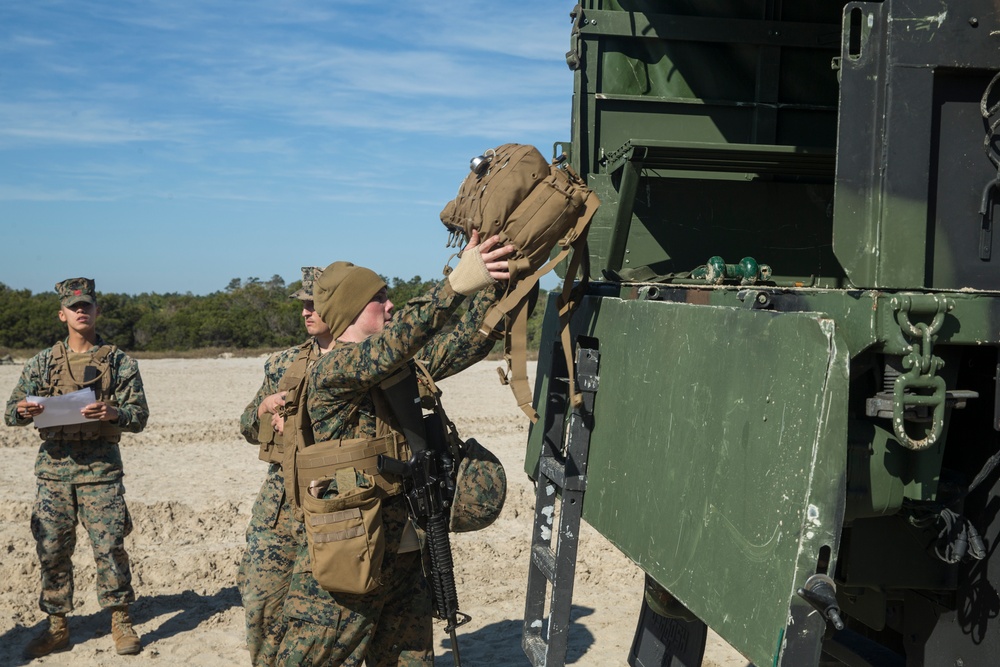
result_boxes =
[379,364,428,456]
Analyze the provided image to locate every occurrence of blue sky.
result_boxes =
[0,1,575,296]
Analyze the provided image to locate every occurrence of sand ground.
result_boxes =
[0,357,750,667]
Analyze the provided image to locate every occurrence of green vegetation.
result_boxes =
[0,276,548,357]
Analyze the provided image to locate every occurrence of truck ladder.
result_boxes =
[522,341,599,667]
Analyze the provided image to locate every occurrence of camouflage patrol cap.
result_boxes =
[289,266,324,301]
[55,277,96,307]
[449,438,507,533]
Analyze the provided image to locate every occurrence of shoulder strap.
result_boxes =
[282,367,315,515]
[489,189,600,421]
[412,358,440,397]
[277,341,315,394]
[48,340,67,380]
[93,345,118,402]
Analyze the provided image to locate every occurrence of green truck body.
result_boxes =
[525,2,1000,665]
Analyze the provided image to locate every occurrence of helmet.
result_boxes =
[449,438,507,533]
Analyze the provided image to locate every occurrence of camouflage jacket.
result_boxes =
[4,337,149,482]
[306,279,499,441]
[284,279,500,624]
[240,338,324,445]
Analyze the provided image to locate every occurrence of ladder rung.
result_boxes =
[531,544,556,582]
[540,456,589,492]
[522,633,547,664]
[539,456,566,488]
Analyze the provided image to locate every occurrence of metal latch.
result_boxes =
[797,574,844,632]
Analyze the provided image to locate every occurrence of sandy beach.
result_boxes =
[0,357,749,666]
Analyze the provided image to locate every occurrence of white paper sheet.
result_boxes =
[26,387,98,429]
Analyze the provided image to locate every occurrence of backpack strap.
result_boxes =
[555,190,600,411]
[502,298,537,421]
[489,188,600,421]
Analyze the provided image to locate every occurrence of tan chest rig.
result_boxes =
[257,342,317,464]
[282,362,451,519]
[38,341,121,443]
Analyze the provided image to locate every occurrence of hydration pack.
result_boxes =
[440,143,600,421]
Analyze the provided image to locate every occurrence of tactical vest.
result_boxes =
[38,340,122,443]
[257,341,318,464]
[282,363,443,516]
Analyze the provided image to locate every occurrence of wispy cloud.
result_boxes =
[0,2,576,294]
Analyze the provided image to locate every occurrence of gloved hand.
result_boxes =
[447,247,496,296]
[447,229,512,295]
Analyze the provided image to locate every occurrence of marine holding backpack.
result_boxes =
[275,231,514,666]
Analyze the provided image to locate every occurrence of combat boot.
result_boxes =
[23,614,69,658]
[110,606,141,655]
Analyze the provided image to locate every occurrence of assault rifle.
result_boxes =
[378,366,470,667]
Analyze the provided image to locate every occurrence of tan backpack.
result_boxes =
[440,143,600,421]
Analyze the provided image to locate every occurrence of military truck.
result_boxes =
[521,2,1000,666]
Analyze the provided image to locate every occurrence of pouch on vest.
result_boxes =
[302,468,384,595]
[293,431,406,503]
[440,143,600,422]
[257,417,279,463]
[283,375,408,523]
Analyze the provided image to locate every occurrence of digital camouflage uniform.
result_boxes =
[277,280,500,667]
[238,340,317,666]
[4,338,149,616]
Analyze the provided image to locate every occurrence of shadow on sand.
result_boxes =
[0,586,240,666]
[434,606,597,666]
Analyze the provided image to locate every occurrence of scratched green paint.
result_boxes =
[527,295,849,667]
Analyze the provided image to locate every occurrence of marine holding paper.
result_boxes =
[4,277,149,658]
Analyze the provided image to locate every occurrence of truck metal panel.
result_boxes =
[524,1,1000,665]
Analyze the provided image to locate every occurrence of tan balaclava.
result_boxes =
[314,261,387,340]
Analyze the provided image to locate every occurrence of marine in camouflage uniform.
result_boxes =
[277,232,512,666]
[4,277,149,658]
[237,267,331,667]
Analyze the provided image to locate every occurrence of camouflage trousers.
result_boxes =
[237,464,303,667]
[277,497,433,666]
[30,478,135,615]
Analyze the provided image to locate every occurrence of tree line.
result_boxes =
[0,276,547,354]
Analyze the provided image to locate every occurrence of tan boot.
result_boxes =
[23,614,69,658]
[110,606,141,655]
